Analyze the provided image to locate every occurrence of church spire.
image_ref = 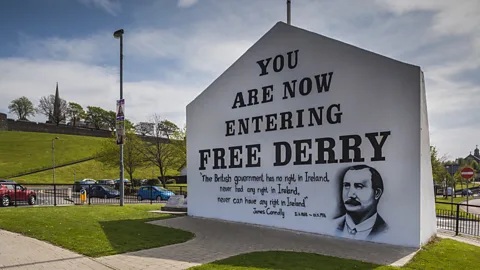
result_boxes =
[474,145,480,158]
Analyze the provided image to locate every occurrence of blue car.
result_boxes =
[137,186,175,201]
[89,185,120,199]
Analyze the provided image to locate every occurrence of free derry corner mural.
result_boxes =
[186,22,436,248]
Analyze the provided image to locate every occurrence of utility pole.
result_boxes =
[287,0,291,25]
[114,29,125,206]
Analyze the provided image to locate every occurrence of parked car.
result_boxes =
[0,182,37,207]
[137,186,175,201]
[114,179,131,189]
[74,179,97,192]
[97,179,115,187]
[443,187,455,196]
[461,189,473,196]
[89,185,120,199]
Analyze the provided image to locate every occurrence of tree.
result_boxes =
[37,84,68,125]
[8,96,35,120]
[96,132,146,181]
[138,115,183,187]
[158,119,179,139]
[67,102,85,127]
[171,124,186,170]
[85,106,106,130]
[431,145,447,185]
[135,122,155,136]
[102,110,116,131]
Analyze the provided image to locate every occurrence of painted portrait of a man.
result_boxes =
[334,164,388,240]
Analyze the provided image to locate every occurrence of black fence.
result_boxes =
[0,183,187,208]
[436,202,480,237]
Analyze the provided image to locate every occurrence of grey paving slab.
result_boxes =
[97,216,418,270]
[0,229,113,270]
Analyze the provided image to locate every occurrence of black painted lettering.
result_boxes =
[283,80,297,99]
[315,137,338,164]
[280,111,293,130]
[238,118,249,135]
[273,54,284,72]
[262,85,274,104]
[229,146,243,168]
[232,92,246,109]
[296,109,304,128]
[339,135,365,163]
[212,148,227,169]
[247,89,259,106]
[299,77,312,96]
[265,114,277,132]
[274,141,291,166]
[293,139,312,165]
[257,58,272,76]
[287,50,299,69]
[246,144,261,167]
[251,116,263,133]
[326,104,342,124]
[308,107,323,127]
[366,131,391,161]
[199,149,211,170]
[225,120,235,136]
[314,72,334,93]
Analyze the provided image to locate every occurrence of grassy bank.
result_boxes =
[0,131,106,177]
[12,159,179,184]
[0,204,193,257]
[191,238,480,270]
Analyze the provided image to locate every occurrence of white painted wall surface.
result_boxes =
[187,22,436,248]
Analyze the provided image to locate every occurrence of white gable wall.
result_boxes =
[187,22,436,248]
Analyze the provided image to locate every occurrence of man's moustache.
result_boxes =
[345,198,361,206]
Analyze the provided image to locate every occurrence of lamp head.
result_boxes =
[55,137,59,140]
[113,29,124,39]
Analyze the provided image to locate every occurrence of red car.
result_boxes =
[0,181,37,207]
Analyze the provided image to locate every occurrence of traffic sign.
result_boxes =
[460,167,475,179]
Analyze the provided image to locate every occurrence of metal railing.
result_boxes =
[436,202,480,237]
[0,183,187,208]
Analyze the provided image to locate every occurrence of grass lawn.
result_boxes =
[435,197,467,211]
[0,204,193,257]
[0,131,107,178]
[191,238,480,270]
[12,159,180,184]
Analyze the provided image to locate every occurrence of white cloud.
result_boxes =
[1,0,480,159]
[177,0,198,8]
[77,0,121,15]
[0,58,189,127]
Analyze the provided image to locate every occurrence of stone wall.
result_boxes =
[6,119,113,138]
[1,116,168,143]
[0,113,7,131]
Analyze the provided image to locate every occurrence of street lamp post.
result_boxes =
[52,137,59,206]
[114,28,125,206]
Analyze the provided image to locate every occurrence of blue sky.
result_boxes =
[0,0,479,159]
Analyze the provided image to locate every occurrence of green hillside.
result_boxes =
[12,159,178,184]
[0,131,107,178]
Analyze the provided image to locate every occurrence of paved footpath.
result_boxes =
[0,230,113,270]
[3,216,479,270]
[96,216,418,270]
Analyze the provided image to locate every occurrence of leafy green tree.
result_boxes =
[85,106,106,130]
[67,102,85,127]
[8,96,35,120]
[431,145,447,185]
[96,132,146,181]
[102,110,117,131]
[138,115,183,187]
